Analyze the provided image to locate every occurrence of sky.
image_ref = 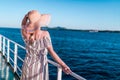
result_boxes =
[0,0,120,30]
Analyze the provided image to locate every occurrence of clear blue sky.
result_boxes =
[0,0,120,30]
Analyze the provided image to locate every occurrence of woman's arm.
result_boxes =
[47,45,71,74]
[46,32,71,74]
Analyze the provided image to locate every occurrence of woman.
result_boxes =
[20,10,71,80]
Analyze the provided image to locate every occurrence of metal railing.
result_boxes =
[0,34,86,80]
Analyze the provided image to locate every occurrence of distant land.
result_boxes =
[0,26,120,33]
[41,26,66,30]
[41,26,120,33]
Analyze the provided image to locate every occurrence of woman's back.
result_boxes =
[21,31,51,80]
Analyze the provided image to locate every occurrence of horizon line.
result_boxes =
[0,26,120,32]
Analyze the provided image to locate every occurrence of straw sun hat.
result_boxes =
[28,10,51,27]
[24,10,51,33]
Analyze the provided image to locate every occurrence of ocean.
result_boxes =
[0,27,120,80]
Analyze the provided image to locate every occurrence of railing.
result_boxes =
[0,34,86,80]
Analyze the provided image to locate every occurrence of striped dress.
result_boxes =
[20,36,52,80]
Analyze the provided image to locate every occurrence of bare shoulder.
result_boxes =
[42,30,50,38]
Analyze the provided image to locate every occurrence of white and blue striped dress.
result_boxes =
[20,36,52,80]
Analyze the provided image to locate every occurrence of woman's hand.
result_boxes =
[61,64,72,75]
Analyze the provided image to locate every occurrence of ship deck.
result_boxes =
[0,53,18,80]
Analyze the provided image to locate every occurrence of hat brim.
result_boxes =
[38,14,51,26]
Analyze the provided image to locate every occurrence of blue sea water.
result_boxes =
[0,27,120,80]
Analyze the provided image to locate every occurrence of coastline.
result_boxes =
[0,26,120,33]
